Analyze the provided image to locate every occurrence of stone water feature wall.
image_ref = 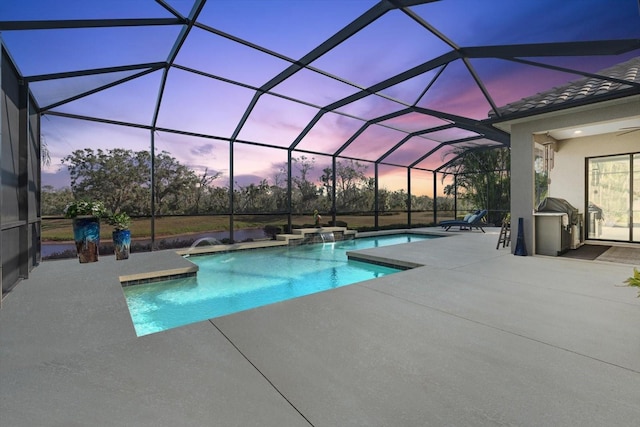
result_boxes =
[277,227,356,246]
[302,229,354,244]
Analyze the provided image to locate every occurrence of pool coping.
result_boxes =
[346,252,424,270]
[119,266,199,287]
[175,239,289,256]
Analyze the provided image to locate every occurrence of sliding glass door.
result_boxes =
[587,154,637,242]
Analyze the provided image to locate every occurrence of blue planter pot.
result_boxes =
[112,229,131,260]
[72,217,100,263]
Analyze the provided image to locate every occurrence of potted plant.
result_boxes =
[108,212,131,260]
[64,200,107,263]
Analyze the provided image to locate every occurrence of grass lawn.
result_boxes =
[42,216,276,241]
[42,212,440,242]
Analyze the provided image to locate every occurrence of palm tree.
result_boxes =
[441,147,510,225]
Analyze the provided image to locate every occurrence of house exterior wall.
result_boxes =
[510,126,535,255]
[507,96,639,253]
[549,130,637,215]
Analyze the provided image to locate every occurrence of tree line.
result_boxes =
[42,149,458,217]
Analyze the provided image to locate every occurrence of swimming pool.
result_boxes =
[123,233,437,336]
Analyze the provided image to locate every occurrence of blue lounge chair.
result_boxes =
[438,210,480,227]
[439,210,487,232]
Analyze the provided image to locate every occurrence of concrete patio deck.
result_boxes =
[1,228,639,426]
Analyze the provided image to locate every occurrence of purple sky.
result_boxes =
[2,0,639,194]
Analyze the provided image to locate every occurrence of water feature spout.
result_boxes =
[320,231,335,243]
[190,237,222,249]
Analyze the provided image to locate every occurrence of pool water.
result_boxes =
[123,234,436,336]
